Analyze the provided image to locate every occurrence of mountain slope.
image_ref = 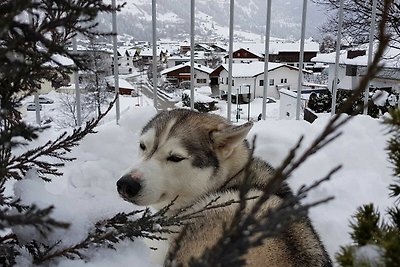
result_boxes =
[99,0,327,41]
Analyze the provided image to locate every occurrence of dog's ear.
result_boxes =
[212,121,253,159]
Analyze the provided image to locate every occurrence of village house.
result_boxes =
[210,61,311,99]
[223,48,263,64]
[311,44,400,94]
[167,54,207,68]
[110,47,136,75]
[106,77,138,96]
[41,54,76,94]
[224,40,320,70]
[138,48,168,65]
[160,62,214,88]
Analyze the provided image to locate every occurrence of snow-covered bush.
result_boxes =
[181,91,218,113]
[308,89,398,118]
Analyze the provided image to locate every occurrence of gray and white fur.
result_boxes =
[117,109,332,267]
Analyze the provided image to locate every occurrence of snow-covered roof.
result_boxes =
[219,62,282,77]
[233,39,320,55]
[218,62,308,78]
[161,62,214,75]
[196,43,214,51]
[311,43,400,68]
[139,48,164,57]
[106,77,135,90]
[44,54,74,67]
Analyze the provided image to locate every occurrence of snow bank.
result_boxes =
[13,104,394,266]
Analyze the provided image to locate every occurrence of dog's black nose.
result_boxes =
[117,175,141,198]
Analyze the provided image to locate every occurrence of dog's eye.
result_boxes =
[139,143,146,151]
[167,155,185,162]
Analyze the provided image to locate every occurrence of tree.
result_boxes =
[81,37,113,118]
[0,0,122,264]
[312,0,400,50]
[56,92,94,127]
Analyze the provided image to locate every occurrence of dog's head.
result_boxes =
[116,109,253,208]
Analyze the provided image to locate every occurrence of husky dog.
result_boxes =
[117,109,332,267]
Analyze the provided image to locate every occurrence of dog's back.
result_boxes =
[168,158,332,267]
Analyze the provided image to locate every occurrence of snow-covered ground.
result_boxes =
[12,90,395,266]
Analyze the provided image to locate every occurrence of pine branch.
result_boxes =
[5,97,116,182]
[32,194,243,264]
[0,204,69,233]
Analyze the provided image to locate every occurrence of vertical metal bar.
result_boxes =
[365,0,378,115]
[227,0,235,121]
[262,0,272,120]
[296,0,307,120]
[247,85,250,121]
[112,0,120,124]
[331,0,345,116]
[34,94,41,125]
[72,37,82,126]
[28,9,41,125]
[190,0,195,110]
[152,0,158,110]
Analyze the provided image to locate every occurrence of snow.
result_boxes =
[106,77,135,90]
[11,91,396,266]
[354,244,385,266]
[220,62,284,77]
[311,42,400,68]
[373,90,389,106]
[181,89,215,103]
[161,62,214,76]
[234,39,320,55]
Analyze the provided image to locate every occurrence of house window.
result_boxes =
[220,77,224,84]
[226,77,228,84]
[259,80,264,86]
[280,78,287,83]
[269,79,274,86]
[346,65,357,76]
[232,79,234,86]
[196,79,207,84]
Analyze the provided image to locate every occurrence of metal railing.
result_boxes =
[59,0,381,125]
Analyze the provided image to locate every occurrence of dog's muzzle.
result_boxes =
[116,174,142,199]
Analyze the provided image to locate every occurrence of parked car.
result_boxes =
[38,96,54,104]
[27,103,42,111]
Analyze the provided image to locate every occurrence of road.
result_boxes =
[126,76,177,110]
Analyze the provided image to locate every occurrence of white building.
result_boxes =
[311,44,400,93]
[210,61,310,99]
[111,47,135,74]
[279,89,306,120]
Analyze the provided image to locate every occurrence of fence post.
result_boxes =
[262,0,272,120]
[296,0,308,120]
[72,37,82,126]
[331,0,345,116]
[112,0,120,124]
[190,0,195,110]
[227,0,235,121]
[152,0,158,110]
[365,0,378,115]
